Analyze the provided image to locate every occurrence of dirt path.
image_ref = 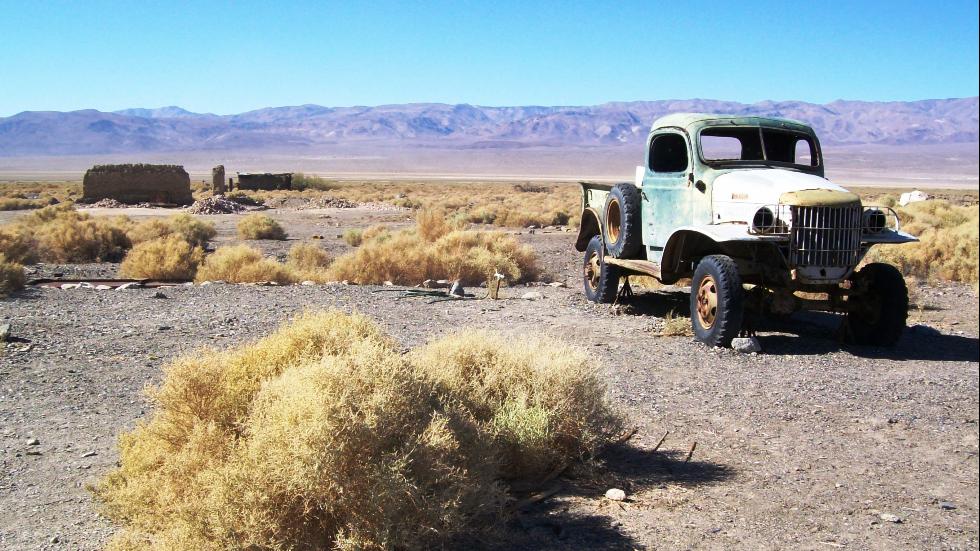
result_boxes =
[1,224,977,550]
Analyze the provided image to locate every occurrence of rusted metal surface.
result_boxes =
[604,258,662,280]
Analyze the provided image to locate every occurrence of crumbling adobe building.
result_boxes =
[237,172,293,191]
[82,164,194,205]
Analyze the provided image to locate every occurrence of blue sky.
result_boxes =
[1,0,977,115]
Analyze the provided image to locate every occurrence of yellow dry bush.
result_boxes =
[327,214,538,286]
[0,227,38,264]
[128,214,216,247]
[865,200,979,285]
[416,208,463,241]
[3,204,132,262]
[1,253,26,296]
[0,197,42,211]
[342,228,363,247]
[119,235,205,280]
[237,214,287,240]
[410,331,621,481]
[285,242,332,282]
[93,311,618,550]
[195,245,297,284]
[362,224,390,241]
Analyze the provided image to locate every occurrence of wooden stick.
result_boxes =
[684,441,697,462]
[512,484,562,511]
[651,430,669,453]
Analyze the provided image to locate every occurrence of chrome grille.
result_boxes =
[789,205,862,267]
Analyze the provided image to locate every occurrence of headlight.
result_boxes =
[863,209,886,233]
[752,207,776,233]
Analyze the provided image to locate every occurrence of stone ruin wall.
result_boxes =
[82,164,194,205]
[212,165,226,194]
[236,173,293,191]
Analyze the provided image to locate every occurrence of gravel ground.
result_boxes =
[1,210,977,550]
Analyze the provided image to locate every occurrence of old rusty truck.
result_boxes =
[576,113,917,347]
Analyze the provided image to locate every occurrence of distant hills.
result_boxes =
[0,97,976,156]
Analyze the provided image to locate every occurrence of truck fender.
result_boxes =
[661,225,770,279]
[575,207,601,252]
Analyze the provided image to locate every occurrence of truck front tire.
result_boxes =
[691,255,744,347]
[843,263,908,346]
[583,235,621,303]
[603,183,642,259]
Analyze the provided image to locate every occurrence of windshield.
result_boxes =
[698,126,820,170]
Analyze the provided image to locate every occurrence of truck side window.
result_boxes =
[648,133,689,173]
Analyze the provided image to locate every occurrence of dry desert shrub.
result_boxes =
[864,200,979,285]
[0,253,26,296]
[195,245,297,284]
[285,242,332,282]
[237,214,287,240]
[327,212,537,285]
[342,228,363,247]
[0,197,43,211]
[659,312,694,337]
[92,311,618,550]
[410,330,621,481]
[128,213,216,247]
[0,227,38,264]
[118,235,205,280]
[10,204,132,262]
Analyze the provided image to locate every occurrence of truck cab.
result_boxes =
[576,113,917,347]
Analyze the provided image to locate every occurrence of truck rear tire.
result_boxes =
[603,183,642,258]
[843,263,908,346]
[583,235,621,303]
[690,255,744,347]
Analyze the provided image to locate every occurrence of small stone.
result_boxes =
[383,281,394,286]
[61,283,81,290]
[449,280,465,297]
[27,437,40,446]
[157,325,173,331]
[731,337,762,353]
[939,501,956,510]
[50,536,59,544]
[95,284,113,290]
[0,323,10,342]
[878,512,902,523]
[605,488,626,501]
[300,280,316,286]
[81,451,98,458]
[115,282,142,290]
[521,291,545,301]
[151,291,168,299]
[546,282,567,288]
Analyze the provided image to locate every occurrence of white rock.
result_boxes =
[0,323,10,342]
[95,285,113,290]
[899,190,929,206]
[605,488,626,501]
[546,282,567,288]
[731,337,762,353]
[61,283,81,290]
[300,280,316,286]
[521,291,545,300]
[879,512,902,523]
[115,282,142,291]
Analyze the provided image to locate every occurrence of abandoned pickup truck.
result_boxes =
[577,113,917,347]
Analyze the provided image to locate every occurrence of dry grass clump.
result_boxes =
[195,245,298,284]
[7,204,131,262]
[285,242,332,282]
[0,227,38,264]
[237,214,287,240]
[119,235,205,280]
[327,211,537,285]
[658,312,693,337]
[0,253,26,296]
[342,228,363,247]
[0,197,44,210]
[93,311,619,550]
[864,200,979,285]
[127,214,216,247]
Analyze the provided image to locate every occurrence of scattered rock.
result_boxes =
[300,280,316,286]
[521,291,545,301]
[605,488,626,501]
[95,284,113,290]
[878,512,902,523]
[732,337,762,353]
[27,437,40,446]
[81,451,97,458]
[546,282,567,288]
[157,325,173,331]
[449,281,465,297]
[151,291,168,299]
[0,323,10,342]
[939,501,956,511]
[186,194,248,214]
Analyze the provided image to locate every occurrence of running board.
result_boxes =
[605,258,663,281]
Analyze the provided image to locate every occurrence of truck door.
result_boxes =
[641,130,692,263]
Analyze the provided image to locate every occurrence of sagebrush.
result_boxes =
[0,253,25,296]
[93,311,619,550]
[119,235,205,280]
[195,245,297,284]
[237,214,287,240]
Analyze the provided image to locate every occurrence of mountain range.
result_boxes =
[0,97,977,156]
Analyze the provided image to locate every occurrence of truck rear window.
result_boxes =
[699,127,819,169]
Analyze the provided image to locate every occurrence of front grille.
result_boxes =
[789,205,861,267]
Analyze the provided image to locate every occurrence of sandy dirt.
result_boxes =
[1,206,978,550]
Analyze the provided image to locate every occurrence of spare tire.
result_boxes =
[603,183,642,258]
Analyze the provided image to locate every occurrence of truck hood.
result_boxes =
[712,168,853,207]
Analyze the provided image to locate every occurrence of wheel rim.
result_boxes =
[695,275,718,329]
[585,251,601,291]
[606,198,621,245]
